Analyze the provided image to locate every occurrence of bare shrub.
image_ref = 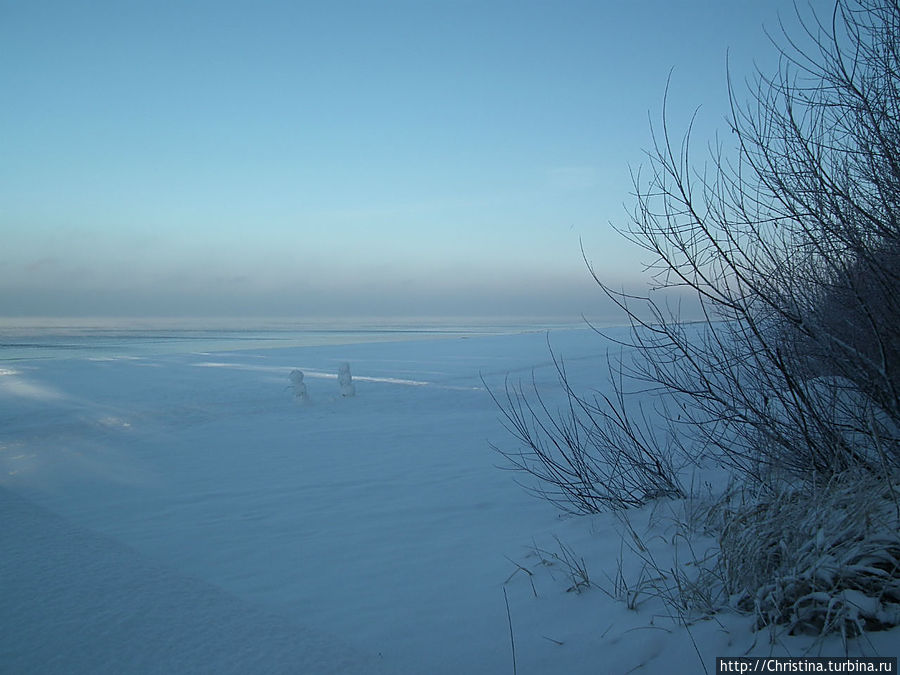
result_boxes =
[492,0,900,638]
[487,353,684,514]
[496,0,900,495]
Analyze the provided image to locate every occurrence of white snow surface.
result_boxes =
[1,328,896,673]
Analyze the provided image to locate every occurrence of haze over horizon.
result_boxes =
[1,0,810,320]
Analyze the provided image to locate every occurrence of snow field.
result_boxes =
[1,328,896,673]
[0,486,380,675]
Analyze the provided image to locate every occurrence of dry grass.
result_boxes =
[717,472,900,639]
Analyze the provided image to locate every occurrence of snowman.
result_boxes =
[338,362,356,397]
[289,369,309,403]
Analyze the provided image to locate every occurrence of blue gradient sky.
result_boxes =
[1,0,811,318]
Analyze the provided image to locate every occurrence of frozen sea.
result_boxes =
[1,317,895,673]
[0,316,582,363]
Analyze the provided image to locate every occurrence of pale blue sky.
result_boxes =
[1,0,813,318]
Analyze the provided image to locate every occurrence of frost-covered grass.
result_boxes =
[1,328,897,673]
[717,473,900,639]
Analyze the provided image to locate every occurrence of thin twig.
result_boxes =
[503,586,517,675]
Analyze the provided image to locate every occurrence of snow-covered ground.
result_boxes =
[1,328,896,673]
